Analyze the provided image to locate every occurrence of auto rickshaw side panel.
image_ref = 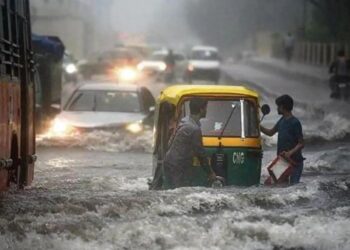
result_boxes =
[185,146,262,187]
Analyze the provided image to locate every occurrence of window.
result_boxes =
[191,50,219,61]
[1,1,11,75]
[67,90,141,113]
[10,0,19,77]
[181,98,259,138]
[244,100,259,137]
[148,53,165,61]
[0,0,24,78]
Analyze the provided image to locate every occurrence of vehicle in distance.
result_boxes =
[48,82,156,136]
[186,46,221,83]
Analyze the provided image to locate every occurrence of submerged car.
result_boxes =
[49,82,155,136]
[186,46,221,83]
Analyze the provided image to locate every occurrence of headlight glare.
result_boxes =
[50,119,74,136]
[117,67,138,82]
[126,122,143,134]
[65,63,78,74]
[159,62,167,71]
[137,63,144,71]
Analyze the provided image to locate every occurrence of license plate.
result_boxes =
[339,83,347,88]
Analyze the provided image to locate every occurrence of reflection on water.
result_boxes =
[37,130,153,153]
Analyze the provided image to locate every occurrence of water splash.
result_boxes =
[37,130,153,153]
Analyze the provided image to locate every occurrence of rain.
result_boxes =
[1,1,350,249]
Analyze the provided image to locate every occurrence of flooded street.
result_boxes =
[1,1,349,249]
[1,77,350,249]
[1,141,350,250]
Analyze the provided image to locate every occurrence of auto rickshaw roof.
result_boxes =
[159,85,259,105]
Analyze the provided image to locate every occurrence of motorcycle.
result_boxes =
[329,74,350,100]
[338,81,350,100]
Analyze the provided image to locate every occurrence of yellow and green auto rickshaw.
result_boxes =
[149,85,270,190]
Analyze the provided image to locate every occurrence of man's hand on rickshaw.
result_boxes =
[208,171,217,182]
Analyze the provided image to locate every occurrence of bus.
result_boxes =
[0,0,35,191]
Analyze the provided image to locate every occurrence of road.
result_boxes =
[1,62,349,250]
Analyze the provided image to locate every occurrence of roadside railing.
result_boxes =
[294,42,350,66]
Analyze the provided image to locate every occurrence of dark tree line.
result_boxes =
[307,0,350,41]
[184,0,303,49]
[184,0,350,49]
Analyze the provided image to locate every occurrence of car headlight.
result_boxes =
[65,63,78,74]
[126,122,143,134]
[188,64,195,71]
[49,118,74,136]
[159,62,167,71]
[117,67,138,82]
[137,63,145,71]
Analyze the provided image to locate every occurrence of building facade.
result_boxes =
[30,0,105,58]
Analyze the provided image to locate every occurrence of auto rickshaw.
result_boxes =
[149,85,270,190]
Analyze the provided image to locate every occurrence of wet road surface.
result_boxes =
[1,64,350,250]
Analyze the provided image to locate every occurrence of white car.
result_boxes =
[137,50,187,80]
[49,82,155,136]
[137,50,168,74]
[186,46,221,83]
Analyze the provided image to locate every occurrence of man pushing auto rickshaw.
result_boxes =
[163,98,217,189]
[150,85,270,190]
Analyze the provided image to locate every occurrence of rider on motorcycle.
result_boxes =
[163,49,176,83]
[329,49,350,98]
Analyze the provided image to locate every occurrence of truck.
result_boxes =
[32,34,65,131]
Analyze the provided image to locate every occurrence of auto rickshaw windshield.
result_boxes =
[181,99,259,137]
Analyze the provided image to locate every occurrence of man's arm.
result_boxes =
[260,125,277,137]
[192,129,216,180]
[282,137,304,159]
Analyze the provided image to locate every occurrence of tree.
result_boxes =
[306,0,350,41]
[184,0,304,50]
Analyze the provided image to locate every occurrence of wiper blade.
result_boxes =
[219,104,237,139]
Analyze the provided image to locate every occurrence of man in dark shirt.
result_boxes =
[329,50,350,98]
[163,98,217,188]
[163,49,176,83]
[260,95,305,185]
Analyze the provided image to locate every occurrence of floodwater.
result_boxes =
[1,74,350,250]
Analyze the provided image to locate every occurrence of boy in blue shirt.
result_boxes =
[261,95,305,184]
